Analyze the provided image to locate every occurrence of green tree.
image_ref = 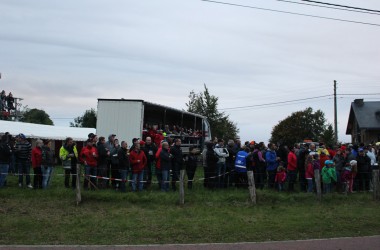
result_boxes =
[270,107,327,146]
[321,124,335,148]
[20,108,54,125]
[70,108,97,128]
[186,84,239,140]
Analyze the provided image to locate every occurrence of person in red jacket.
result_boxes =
[31,139,43,189]
[305,154,314,193]
[129,143,147,192]
[287,146,297,192]
[275,165,287,192]
[80,139,98,190]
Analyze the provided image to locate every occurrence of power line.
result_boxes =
[272,0,380,15]
[338,93,380,96]
[219,94,332,110]
[301,0,380,13]
[201,0,380,27]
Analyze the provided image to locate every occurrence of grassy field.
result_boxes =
[1,167,379,245]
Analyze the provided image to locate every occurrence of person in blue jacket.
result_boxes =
[234,146,249,188]
[266,143,280,189]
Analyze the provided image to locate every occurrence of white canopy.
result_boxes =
[0,120,95,141]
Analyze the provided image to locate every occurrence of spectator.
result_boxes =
[266,143,280,189]
[143,136,157,189]
[342,160,357,193]
[15,133,32,188]
[287,145,297,192]
[104,134,118,188]
[214,139,229,188]
[186,146,198,189]
[80,139,98,190]
[356,148,371,191]
[155,141,164,190]
[319,151,329,171]
[117,141,130,193]
[41,140,55,189]
[333,148,345,192]
[59,137,78,189]
[321,160,336,194]
[31,139,43,189]
[226,139,237,187]
[305,154,314,193]
[234,146,249,188]
[6,92,15,112]
[205,141,218,189]
[297,144,308,192]
[275,164,287,192]
[160,142,172,192]
[110,138,120,189]
[129,143,147,192]
[251,144,266,190]
[0,134,12,188]
[97,136,110,189]
[170,138,184,191]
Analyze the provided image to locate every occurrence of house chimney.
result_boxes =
[354,99,364,107]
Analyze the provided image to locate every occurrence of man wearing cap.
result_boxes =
[14,133,32,188]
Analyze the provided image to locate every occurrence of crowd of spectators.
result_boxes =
[0,90,16,120]
[1,129,379,195]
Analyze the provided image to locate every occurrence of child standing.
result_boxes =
[321,160,337,194]
[342,160,357,193]
[275,164,287,192]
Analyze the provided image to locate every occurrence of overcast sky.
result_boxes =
[1,0,379,143]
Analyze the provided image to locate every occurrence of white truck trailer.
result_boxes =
[96,99,212,153]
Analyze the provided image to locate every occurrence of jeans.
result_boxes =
[323,183,332,193]
[65,165,77,188]
[278,182,284,191]
[161,170,169,192]
[0,164,9,187]
[156,168,162,190]
[216,162,226,188]
[119,169,128,192]
[267,170,276,189]
[18,161,31,186]
[84,165,97,190]
[41,166,53,189]
[307,178,314,193]
[132,172,144,192]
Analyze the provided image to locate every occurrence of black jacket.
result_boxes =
[357,155,371,173]
[97,143,108,166]
[41,145,55,166]
[118,147,130,171]
[143,143,158,165]
[0,142,12,164]
[160,148,172,171]
[170,145,184,169]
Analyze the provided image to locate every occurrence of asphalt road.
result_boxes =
[2,236,379,250]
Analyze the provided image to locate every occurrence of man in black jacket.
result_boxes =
[118,141,130,192]
[97,137,110,189]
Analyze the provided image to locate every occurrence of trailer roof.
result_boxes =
[97,99,206,119]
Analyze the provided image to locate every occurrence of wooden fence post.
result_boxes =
[372,169,379,201]
[247,171,257,205]
[314,169,322,202]
[76,164,82,206]
[179,169,185,205]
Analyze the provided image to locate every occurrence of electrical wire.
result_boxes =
[219,94,332,110]
[201,0,380,27]
[272,0,380,15]
[301,0,380,13]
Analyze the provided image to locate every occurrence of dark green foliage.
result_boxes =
[20,108,54,125]
[186,84,239,141]
[70,108,97,128]
[270,107,327,145]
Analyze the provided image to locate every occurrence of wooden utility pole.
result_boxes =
[247,171,257,205]
[314,169,322,202]
[76,164,82,205]
[334,80,338,144]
